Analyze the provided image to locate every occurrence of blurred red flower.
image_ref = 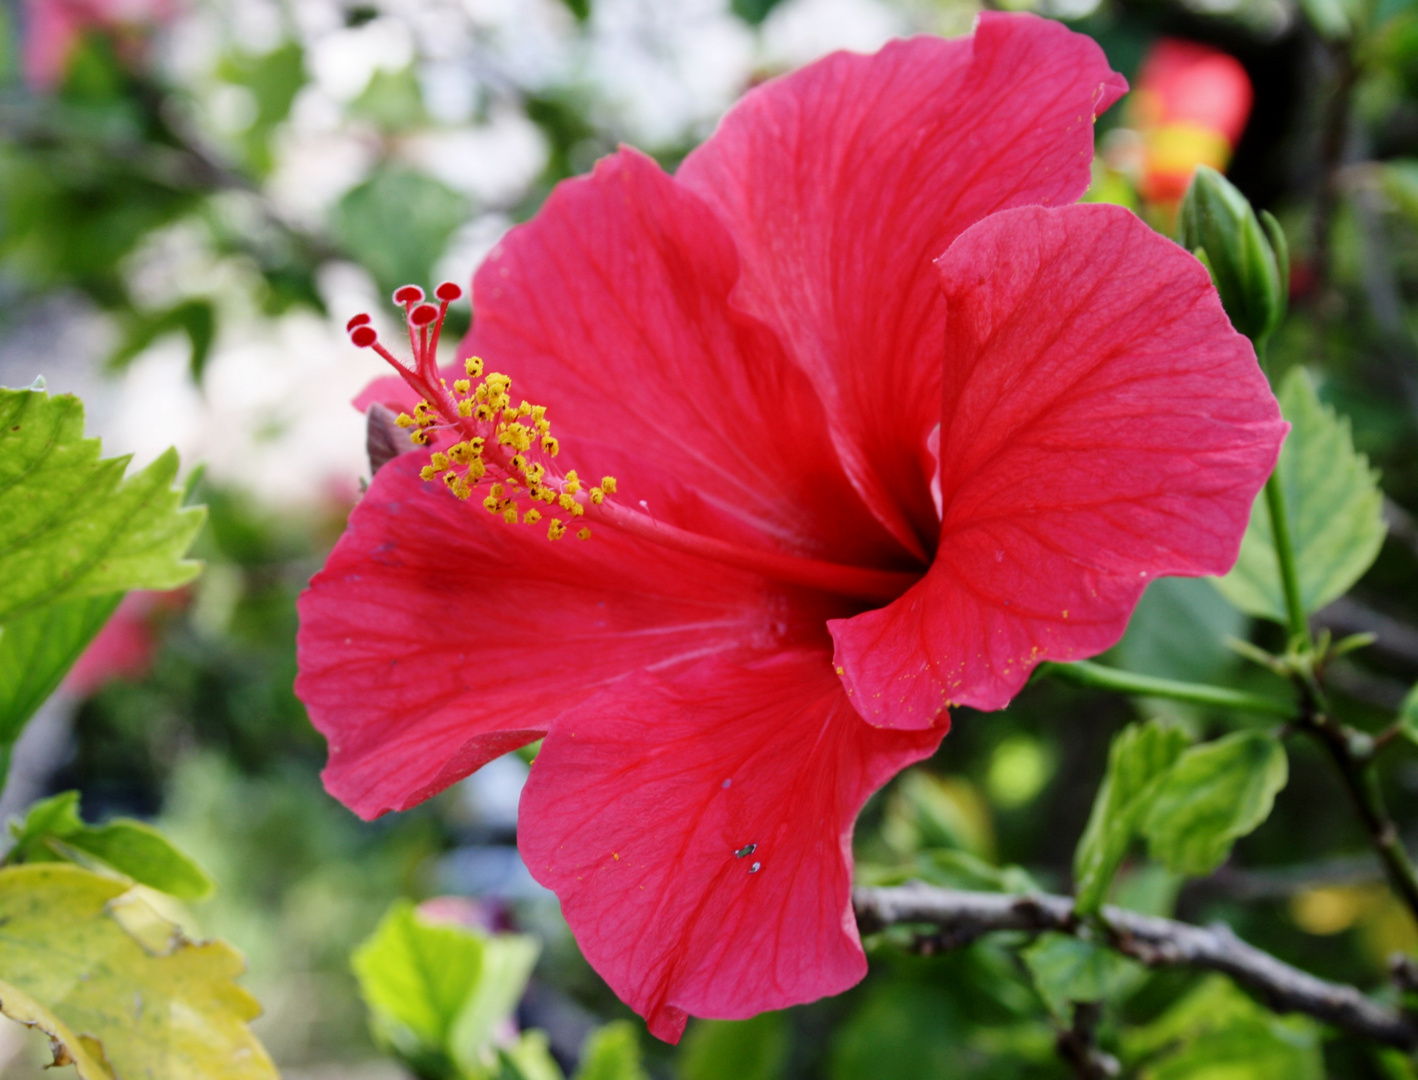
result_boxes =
[1129,39,1254,203]
[297,13,1284,1041]
[65,589,184,696]
[23,0,176,91]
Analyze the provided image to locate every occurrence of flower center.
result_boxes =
[347,284,919,604]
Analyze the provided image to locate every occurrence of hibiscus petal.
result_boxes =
[678,12,1127,557]
[296,456,835,819]
[465,146,915,571]
[830,204,1286,726]
[518,650,946,1042]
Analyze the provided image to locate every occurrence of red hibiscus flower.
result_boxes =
[297,13,1285,1042]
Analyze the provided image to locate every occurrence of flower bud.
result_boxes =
[1178,165,1288,344]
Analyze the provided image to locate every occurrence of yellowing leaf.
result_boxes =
[0,863,275,1079]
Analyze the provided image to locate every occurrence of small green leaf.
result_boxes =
[1400,684,1418,745]
[1213,369,1385,623]
[332,167,469,299]
[680,1013,789,1080]
[0,592,122,748]
[352,900,539,1075]
[497,1030,564,1080]
[6,790,214,899]
[574,1022,647,1080]
[1073,720,1192,914]
[0,388,205,625]
[1021,934,1146,1018]
[1123,975,1322,1080]
[0,863,275,1079]
[1141,731,1288,877]
[1115,576,1246,684]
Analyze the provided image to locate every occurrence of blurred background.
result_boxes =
[2,0,1418,1075]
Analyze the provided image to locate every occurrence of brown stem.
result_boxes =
[854,885,1418,1049]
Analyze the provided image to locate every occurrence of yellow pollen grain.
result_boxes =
[458,399,474,417]
[577,527,591,540]
[419,465,438,481]
[430,451,449,470]
[558,493,576,511]
[525,509,542,523]
[570,502,584,517]
[464,356,483,377]
[589,488,604,504]
[395,413,415,428]
[600,476,617,493]
[548,518,566,540]
[453,379,471,394]
[502,507,518,524]
[542,435,559,456]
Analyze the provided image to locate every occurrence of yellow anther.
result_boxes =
[468,459,486,480]
[503,408,520,422]
[453,379,471,394]
[531,405,546,423]
[518,402,532,417]
[525,508,542,524]
[469,437,485,453]
[564,470,581,494]
[570,502,584,517]
[411,429,430,445]
[542,435,559,456]
[577,527,591,540]
[420,464,439,481]
[558,493,576,511]
[483,495,499,513]
[589,488,604,505]
[458,399,474,417]
[448,442,471,465]
[490,483,504,500]
[465,356,484,377]
[510,454,527,472]
[430,451,449,470]
[475,403,493,422]
[475,384,489,401]
[395,413,415,428]
[502,506,519,524]
[525,463,544,483]
[535,418,551,435]
[548,518,566,540]
[600,476,617,494]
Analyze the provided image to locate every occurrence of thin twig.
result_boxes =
[1041,661,1298,718]
[854,884,1418,1049]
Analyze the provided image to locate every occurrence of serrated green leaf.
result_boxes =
[0,863,275,1079]
[6,790,214,899]
[352,899,539,1076]
[574,1022,646,1080]
[0,592,121,747]
[681,1013,789,1080]
[1213,369,1385,623]
[1073,721,1192,914]
[0,388,205,624]
[1141,731,1288,877]
[1123,975,1322,1080]
[1021,934,1146,1017]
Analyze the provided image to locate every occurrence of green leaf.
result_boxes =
[1123,975,1322,1080]
[351,900,539,1075]
[0,388,205,625]
[109,299,217,380]
[332,167,469,298]
[828,982,966,1080]
[1021,934,1146,1018]
[1213,369,1385,623]
[1116,576,1247,684]
[496,1030,564,1080]
[1141,731,1288,877]
[1400,684,1418,746]
[7,791,214,900]
[0,592,122,745]
[0,863,276,1079]
[1073,721,1192,915]
[680,1013,789,1080]
[573,1022,647,1080]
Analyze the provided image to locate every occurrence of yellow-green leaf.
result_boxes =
[1213,369,1385,622]
[0,387,204,624]
[0,863,275,1079]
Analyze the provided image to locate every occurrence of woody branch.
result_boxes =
[853,883,1418,1050]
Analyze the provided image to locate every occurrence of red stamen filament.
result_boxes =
[348,285,919,604]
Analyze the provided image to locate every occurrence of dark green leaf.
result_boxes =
[1021,934,1146,1017]
[0,592,122,746]
[1400,684,1418,745]
[0,388,205,624]
[109,298,217,379]
[680,1013,788,1080]
[6,790,213,899]
[1116,576,1246,683]
[1073,721,1191,914]
[1141,731,1288,877]
[1214,369,1385,623]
